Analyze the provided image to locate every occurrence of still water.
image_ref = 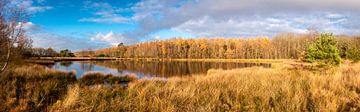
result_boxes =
[45,60,271,78]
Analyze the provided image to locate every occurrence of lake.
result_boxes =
[45,60,272,78]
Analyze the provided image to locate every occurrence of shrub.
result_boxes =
[347,48,360,62]
[96,54,108,57]
[304,33,341,65]
[59,49,75,57]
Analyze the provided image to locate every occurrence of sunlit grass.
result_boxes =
[1,62,359,111]
[0,65,76,111]
[52,63,360,111]
[0,64,135,111]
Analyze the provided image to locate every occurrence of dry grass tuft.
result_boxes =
[62,84,80,108]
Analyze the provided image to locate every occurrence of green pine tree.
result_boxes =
[304,33,341,65]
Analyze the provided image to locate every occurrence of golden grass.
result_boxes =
[0,64,137,111]
[0,65,76,111]
[51,63,360,111]
[62,84,80,108]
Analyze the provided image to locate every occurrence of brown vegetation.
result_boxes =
[0,62,360,111]
[79,72,136,86]
[3,62,357,111]
[0,65,76,111]
[0,64,136,111]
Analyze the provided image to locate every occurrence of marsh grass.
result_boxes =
[0,65,76,111]
[0,64,136,111]
[50,63,360,112]
[1,63,360,111]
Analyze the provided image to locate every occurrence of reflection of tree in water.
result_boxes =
[117,69,124,74]
[59,61,73,67]
[94,61,271,78]
[79,61,94,72]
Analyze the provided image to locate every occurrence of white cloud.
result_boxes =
[173,13,357,37]
[30,33,109,51]
[173,16,307,37]
[21,22,41,32]
[154,36,161,40]
[79,1,130,23]
[79,16,129,23]
[90,31,135,46]
[15,0,53,13]
[27,6,53,13]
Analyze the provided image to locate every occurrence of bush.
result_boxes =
[304,33,341,65]
[96,54,108,57]
[59,49,75,57]
[337,37,360,62]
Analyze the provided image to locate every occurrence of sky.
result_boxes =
[19,0,360,51]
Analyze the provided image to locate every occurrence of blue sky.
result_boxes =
[21,0,360,51]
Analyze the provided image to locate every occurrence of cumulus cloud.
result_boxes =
[90,31,136,46]
[14,22,41,34]
[30,31,137,51]
[30,33,110,51]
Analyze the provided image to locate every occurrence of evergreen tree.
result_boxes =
[59,49,75,57]
[304,33,341,65]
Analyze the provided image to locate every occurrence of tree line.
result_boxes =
[94,33,360,61]
[29,48,75,57]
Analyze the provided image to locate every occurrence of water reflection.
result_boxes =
[48,61,271,78]
[60,61,73,67]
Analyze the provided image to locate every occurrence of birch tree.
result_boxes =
[0,0,28,72]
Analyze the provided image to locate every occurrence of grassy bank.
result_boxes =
[1,62,359,111]
[0,65,76,111]
[0,65,135,111]
[52,63,360,111]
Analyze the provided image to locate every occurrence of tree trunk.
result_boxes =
[1,43,11,72]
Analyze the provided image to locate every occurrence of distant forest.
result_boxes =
[84,33,360,60]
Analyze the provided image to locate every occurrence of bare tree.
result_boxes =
[0,0,28,73]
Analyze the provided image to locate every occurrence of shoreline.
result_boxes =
[28,57,288,63]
